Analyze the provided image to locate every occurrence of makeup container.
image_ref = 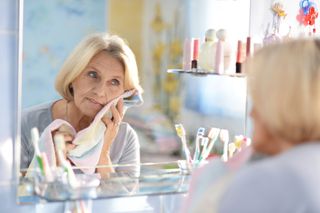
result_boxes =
[236,40,242,73]
[191,38,200,69]
[246,36,251,58]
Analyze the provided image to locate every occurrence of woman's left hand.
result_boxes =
[98,99,123,177]
[101,99,124,152]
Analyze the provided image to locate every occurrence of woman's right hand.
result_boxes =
[52,127,76,164]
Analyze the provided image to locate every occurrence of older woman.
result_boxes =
[218,39,320,212]
[21,33,143,177]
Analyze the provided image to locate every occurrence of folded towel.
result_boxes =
[28,90,142,175]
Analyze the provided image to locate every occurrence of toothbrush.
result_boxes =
[228,142,236,159]
[200,128,220,160]
[234,135,244,151]
[193,127,205,162]
[234,135,252,151]
[199,137,209,163]
[244,137,252,146]
[175,124,192,164]
[41,152,54,182]
[220,129,230,162]
[54,134,79,188]
[31,127,45,176]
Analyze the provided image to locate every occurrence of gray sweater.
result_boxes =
[21,102,140,175]
[218,142,320,213]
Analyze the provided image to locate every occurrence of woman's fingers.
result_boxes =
[102,100,124,127]
[62,134,73,142]
[117,99,124,118]
[100,101,124,151]
[59,132,73,143]
[65,142,76,152]
[102,113,113,126]
[110,104,120,126]
[113,99,124,126]
[52,129,76,158]
[52,130,73,142]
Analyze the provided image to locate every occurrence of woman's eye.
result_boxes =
[111,79,120,86]
[87,71,98,78]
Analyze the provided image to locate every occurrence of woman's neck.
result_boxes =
[66,101,93,131]
[272,138,293,155]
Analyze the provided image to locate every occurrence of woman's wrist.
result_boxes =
[98,151,111,164]
[101,144,111,155]
[97,153,114,178]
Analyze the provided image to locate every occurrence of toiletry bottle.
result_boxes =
[236,40,242,73]
[199,29,216,71]
[216,29,232,73]
[246,36,251,58]
[191,38,200,70]
[183,38,193,70]
[214,40,224,74]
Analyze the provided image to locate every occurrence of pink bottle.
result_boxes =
[183,38,193,70]
[214,40,224,74]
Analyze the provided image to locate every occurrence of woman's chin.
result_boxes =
[86,102,103,113]
[82,108,100,118]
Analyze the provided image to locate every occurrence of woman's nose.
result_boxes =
[93,82,107,98]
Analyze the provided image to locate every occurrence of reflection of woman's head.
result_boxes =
[247,39,320,147]
[55,33,143,101]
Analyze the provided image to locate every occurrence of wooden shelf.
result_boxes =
[167,69,246,78]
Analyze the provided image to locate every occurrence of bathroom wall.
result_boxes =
[0,0,34,211]
[250,0,319,43]
[22,0,107,108]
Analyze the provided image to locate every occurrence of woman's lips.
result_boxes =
[87,98,104,107]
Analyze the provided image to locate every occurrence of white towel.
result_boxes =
[29,90,141,175]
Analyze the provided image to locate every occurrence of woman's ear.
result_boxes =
[68,84,74,96]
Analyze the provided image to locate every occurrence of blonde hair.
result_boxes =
[247,39,320,143]
[55,33,143,101]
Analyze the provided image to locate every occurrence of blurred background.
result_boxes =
[21,0,320,161]
[21,0,253,162]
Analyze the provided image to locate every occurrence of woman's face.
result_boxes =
[71,51,125,118]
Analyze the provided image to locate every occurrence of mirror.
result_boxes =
[19,0,250,204]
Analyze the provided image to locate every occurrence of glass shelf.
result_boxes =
[18,161,191,203]
[167,68,246,77]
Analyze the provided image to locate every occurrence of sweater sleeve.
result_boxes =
[116,123,140,176]
[218,162,308,213]
[20,112,33,169]
[20,102,53,170]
